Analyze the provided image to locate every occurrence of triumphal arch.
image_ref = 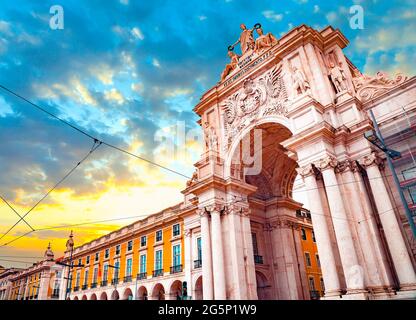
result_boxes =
[181,24,416,300]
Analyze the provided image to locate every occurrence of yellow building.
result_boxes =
[297,208,324,299]
[64,204,185,300]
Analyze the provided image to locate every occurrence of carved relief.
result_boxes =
[186,171,198,187]
[221,65,288,151]
[353,70,409,102]
[296,163,320,178]
[329,61,348,93]
[335,159,354,173]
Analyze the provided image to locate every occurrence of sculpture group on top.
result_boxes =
[221,23,278,81]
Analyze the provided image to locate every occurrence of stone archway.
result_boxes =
[122,288,133,300]
[169,280,182,300]
[90,293,97,300]
[151,283,165,300]
[99,292,108,300]
[81,294,87,300]
[73,296,78,300]
[256,271,272,300]
[111,290,120,300]
[194,276,203,300]
[137,286,148,300]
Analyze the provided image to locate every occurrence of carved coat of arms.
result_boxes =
[221,65,288,151]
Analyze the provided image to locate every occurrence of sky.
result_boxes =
[0,0,415,268]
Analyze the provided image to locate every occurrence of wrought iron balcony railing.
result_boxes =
[73,286,79,292]
[82,284,88,290]
[152,269,163,277]
[124,275,132,283]
[170,265,183,274]
[137,272,147,280]
[194,259,202,269]
[111,278,119,285]
[90,282,97,289]
[101,280,108,287]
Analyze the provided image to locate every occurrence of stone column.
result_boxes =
[297,164,342,297]
[361,152,416,288]
[241,208,257,300]
[317,156,365,294]
[337,160,385,289]
[184,229,193,299]
[226,205,247,299]
[198,209,214,300]
[210,206,227,300]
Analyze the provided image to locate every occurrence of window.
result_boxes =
[104,249,109,259]
[156,230,163,242]
[95,252,99,262]
[308,277,316,291]
[252,233,259,256]
[127,240,133,251]
[115,245,121,255]
[316,254,321,268]
[403,167,416,203]
[320,278,325,292]
[86,255,90,265]
[140,235,147,247]
[126,258,132,277]
[75,272,80,288]
[312,230,316,242]
[114,261,120,279]
[173,244,181,267]
[84,270,89,286]
[78,258,82,267]
[103,264,109,281]
[155,250,163,270]
[172,224,180,237]
[197,237,202,261]
[305,252,311,267]
[140,254,147,273]
[301,228,307,240]
[93,267,98,284]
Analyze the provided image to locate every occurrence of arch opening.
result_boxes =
[152,283,165,300]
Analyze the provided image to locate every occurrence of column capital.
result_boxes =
[184,229,192,237]
[296,163,320,178]
[360,152,384,169]
[315,155,338,171]
[335,159,355,173]
[197,208,210,218]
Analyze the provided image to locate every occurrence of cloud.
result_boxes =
[104,88,125,105]
[131,27,144,40]
[262,10,284,22]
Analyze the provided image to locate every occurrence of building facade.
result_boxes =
[2,23,416,300]
[6,244,63,300]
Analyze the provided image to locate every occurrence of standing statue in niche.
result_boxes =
[329,61,348,93]
[291,66,311,96]
[204,123,218,151]
[254,27,278,53]
[221,50,240,81]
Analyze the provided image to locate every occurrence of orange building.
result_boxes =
[297,208,324,299]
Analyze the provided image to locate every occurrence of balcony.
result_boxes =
[152,269,163,277]
[309,290,322,300]
[170,265,183,274]
[124,275,132,283]
[254,255,263,264]
[90,282,97,289]
[137,272,147,280]
[82,284,88,290]
[101,280,108,287]
[73,286,79,292]
[51,293,60,299]
[194,259,202,269]
[111,278,119,285]
[34,294,38,299]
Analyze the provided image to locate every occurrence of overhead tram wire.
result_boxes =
[0,197,401,249]
[0,84,191,180]
[0,140,102,242]
[0,195,35,231]
[0,85,413,247]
